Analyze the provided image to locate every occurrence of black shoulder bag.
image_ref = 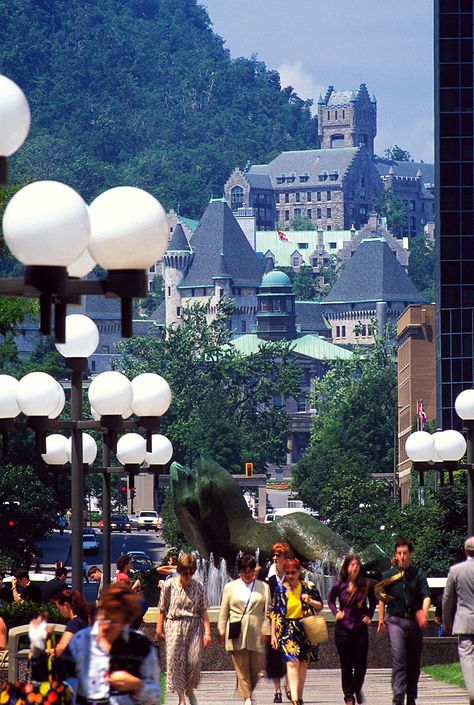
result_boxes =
[228,580,255,640]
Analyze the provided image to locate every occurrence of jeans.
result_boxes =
[334,622,369,701]
[386,615,423,701]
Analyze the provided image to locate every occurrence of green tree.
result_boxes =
[139,275,165,317]
[383,145,412,162]
[292,266,317,301]
[116,299,302,471]
[288,216,315,231]
[408,233,435,301]
[1,0,317,217]
[373,191,409,237]
[292,338,397,512]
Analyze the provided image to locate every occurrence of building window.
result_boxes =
[273,393,282,408]
[285,210,290,221]
[327,208,332,218]
[329,242,337,249]
[294,208,301,218]
[167,286,171,296]
[298,242,309,249]
[410,200,416,211]
[285,192,289,203]
[91,360,96,372]
[203,288,207,296]
[261,300,268,312]
[177,306,181,317]
[307,192,312,202]
[295,192,301,202]
[317,191,321,201]
[327,191,331,201]
[342,109,345,119]
[241,320,247,333]
[297,396,307,412]
[307,209,312,219]
[330,134,345,149]
[292,256,300,266]
[327,225,332,230]
[273,300,281,311]
[231,185,244,208]
[317,208,322,219]
[336,325,340,337]
[101,345,109,354]
[341,325,346,337]
[191,288,195,297]
[149,264,156,273]
[327,111,330,119]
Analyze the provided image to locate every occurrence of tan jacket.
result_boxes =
[218,578,271,652]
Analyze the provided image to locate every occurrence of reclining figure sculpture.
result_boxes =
[170,456,388,573]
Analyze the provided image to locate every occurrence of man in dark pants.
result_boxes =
[376,537,431,705]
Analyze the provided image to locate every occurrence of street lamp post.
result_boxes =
[405,390,474,535]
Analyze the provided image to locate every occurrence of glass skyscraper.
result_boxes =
[435,0,474,429]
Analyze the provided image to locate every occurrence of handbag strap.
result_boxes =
[239,579,255,623]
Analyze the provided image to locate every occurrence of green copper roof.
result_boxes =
[260,270,291,288]
[230,333,353,361]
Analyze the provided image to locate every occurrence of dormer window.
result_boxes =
[286,173,296,183]
[318,171,328,182]
[299,172,310,182]
[276,174,285,184]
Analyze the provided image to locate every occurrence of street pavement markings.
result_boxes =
[164,669,468,705]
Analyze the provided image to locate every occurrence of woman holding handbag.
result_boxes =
[328,553,376,705]
[270,558,323,705]
[218,554,271,705]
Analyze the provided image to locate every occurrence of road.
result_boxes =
[36,529,166,602]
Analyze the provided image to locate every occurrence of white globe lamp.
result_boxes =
[88,187,169,270]
[88,371,133,416]
[455,389,474,421]
[0,75,31,157]
[67,247,96,278]
[66,433,97,465]
[49,383,66,419]
[41,434,68,465]
[433,429,466,462]
[131,373,172,417]
[55,314,100,359]
[145,434,173,466]
[3,181,90,267]
[116,433,147,466]
[0,375,20,418]
[405,431,435,463]
[17,372,62,417]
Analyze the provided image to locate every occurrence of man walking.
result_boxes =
[376,537,430,705]
[443,536,474,705]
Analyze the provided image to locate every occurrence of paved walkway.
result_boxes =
[164,669,468,705]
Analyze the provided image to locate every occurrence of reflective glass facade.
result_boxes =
[435,0,474,429]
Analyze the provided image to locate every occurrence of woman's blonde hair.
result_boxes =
[177,553,197,574]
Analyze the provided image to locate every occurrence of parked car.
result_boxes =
[127,550,154,572]
[136,510,160,532]
[83,530,100,555]
[100,514,132,533]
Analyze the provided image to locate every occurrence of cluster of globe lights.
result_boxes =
[0,314,173,469]
[405,389,474,465]
[0,74,169,340]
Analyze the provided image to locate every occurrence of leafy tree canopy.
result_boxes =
[288,216,315,231]
[408,233,435,302]
[383,145,413,162]
[1,0,316,217]
[373,190,409,237]
[116,299,302,471]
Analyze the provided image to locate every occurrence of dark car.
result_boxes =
[128,550,154,573]
[100,514,132,533]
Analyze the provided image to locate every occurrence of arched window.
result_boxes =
[231,185,244,209]
[330,134,345,149]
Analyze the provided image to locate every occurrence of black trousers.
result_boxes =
[334,622,369,701]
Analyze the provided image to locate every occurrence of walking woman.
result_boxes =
[270,558,322,705]
[261,543,291,703]
[218,554,271,705]
[328,554,376,705]
[68,583,160,704]
[156,553,211,705]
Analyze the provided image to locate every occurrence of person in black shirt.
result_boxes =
[42,566,68,602]
[376,537,430,705]
[12,570,43,604]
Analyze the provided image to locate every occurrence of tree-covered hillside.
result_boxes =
[0,0,316,215]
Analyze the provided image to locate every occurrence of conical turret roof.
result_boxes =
[167,223,191,252]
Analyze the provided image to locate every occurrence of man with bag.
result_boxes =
[376,537,430,705]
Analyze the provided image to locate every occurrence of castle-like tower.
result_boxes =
[163,223,193,326]
[318,83,377,157]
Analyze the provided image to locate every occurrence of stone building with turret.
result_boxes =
[163,199,264,335]
[224,83,434,236]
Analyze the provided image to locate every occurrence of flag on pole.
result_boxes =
[417,400,427,429]
[277,229,291,242]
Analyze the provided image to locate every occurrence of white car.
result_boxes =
[137,510,160,532]
[83,530,100,555]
